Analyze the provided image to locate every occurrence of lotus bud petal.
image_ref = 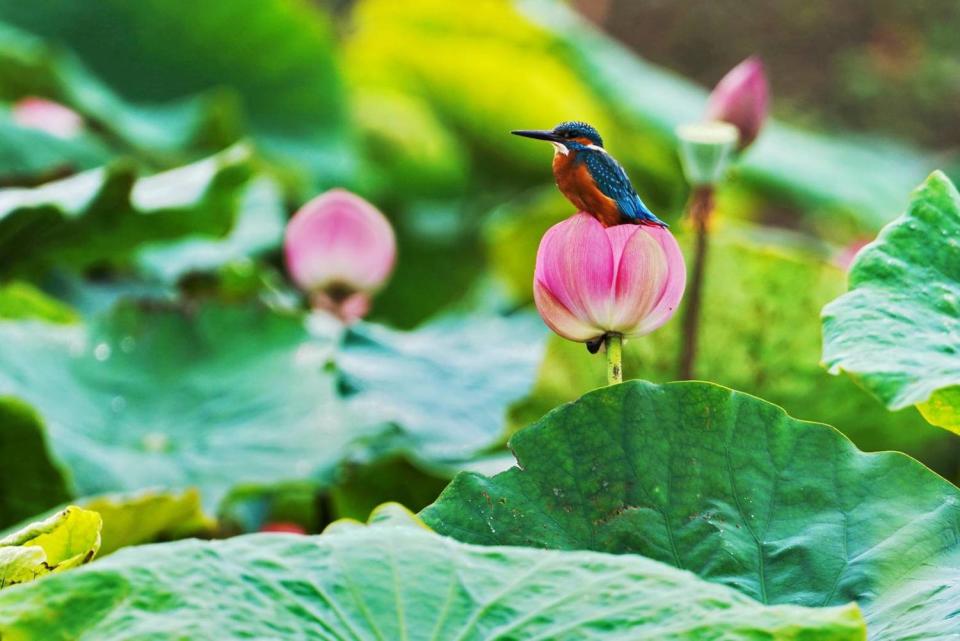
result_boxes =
[284,189,396,322]
[12,97,84,139]
[706,56,769,150]
[533,213,686,342]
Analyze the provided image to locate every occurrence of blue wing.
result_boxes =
[584,151,667,226]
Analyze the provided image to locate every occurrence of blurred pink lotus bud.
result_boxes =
[284,189,396,322]
[533,213,686,342]
[12,97,84,139]
[259,522,306,534]
[706,57,769,150]
[834,238,871,270]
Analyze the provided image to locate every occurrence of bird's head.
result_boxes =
[511,121,604,155]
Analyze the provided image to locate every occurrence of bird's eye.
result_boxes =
[563,131,575,139]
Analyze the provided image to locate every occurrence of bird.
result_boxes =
[511,121,667,228]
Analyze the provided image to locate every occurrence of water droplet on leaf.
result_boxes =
[94,343,112,361]
[141,432,170,453]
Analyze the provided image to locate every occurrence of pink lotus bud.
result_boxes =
[834,238,871,270]
[259,522,306,534]
[12,97,84,139]
[533,213,686,342]
[706,57,769,150]
[284,189,396,322]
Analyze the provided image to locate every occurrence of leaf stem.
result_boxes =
[678,186,715,380]
[606,333,622,385]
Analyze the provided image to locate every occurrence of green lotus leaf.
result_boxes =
[218,314,548,528]
[0,303,543,518]
[422,381,960,641]
[0,301,351,511]
[339,313,547,467]
[0,516,864,639]
[0,506,100,589]
[823,171,960,434]
[0,144,255,277]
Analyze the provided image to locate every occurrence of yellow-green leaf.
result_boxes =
[0,506,101,589]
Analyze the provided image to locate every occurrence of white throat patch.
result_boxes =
[551,141,570,156]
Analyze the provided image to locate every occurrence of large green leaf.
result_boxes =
[0,302,543,515]
[422,381,960,640]
[0,0,350,187]
[0,302,352,511]
[0,507,865,639]
[0,144,255,277]
[215,313,548,528]
[0,506,100,589]
[823,171,960,433]
[491,193,951,471]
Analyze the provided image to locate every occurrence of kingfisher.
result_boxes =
[512,121,667,228]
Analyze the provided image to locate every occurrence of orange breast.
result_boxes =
[553,152,622,227]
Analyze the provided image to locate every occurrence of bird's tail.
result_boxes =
[639,212,669,228]
[633,197,669,227]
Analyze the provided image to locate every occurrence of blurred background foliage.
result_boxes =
[0,0,956,536]
[588,0,960,150]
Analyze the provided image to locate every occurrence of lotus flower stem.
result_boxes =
[678,186,714,380]
[606,333,623,385]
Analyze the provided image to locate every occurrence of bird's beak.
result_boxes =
[511,129,561,142]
